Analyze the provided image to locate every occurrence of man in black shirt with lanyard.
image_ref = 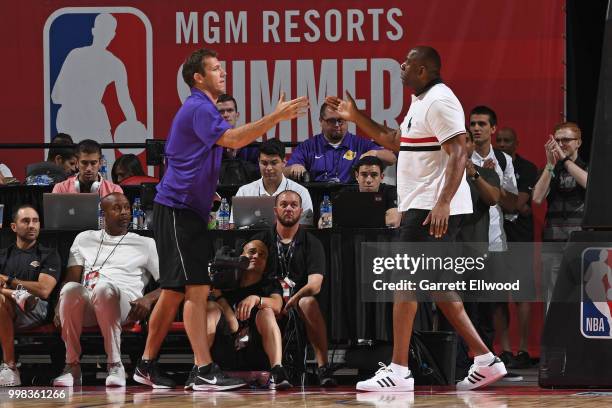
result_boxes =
[253,190,336,386]
[0,205,61,387]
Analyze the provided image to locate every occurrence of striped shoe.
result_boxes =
[456,357,507,391]
[356,363,414,392]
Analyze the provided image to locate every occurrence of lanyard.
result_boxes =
[89,231,127,273]
[275,233,295,279]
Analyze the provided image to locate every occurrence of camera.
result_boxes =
[208,246,249,289]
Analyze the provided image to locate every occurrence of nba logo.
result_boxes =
[581,248,612,339]
[43,7,153,169]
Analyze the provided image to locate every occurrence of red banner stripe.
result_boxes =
[400,136,439,144]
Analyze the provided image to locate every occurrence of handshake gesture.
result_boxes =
[272,92,310,122]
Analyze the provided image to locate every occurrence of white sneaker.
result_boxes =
[356,363,414,392]
[456,357,507,391]
[106,363,126,387]
[53,363,82,387]
[0,363,21,387]
[12,285,38,312]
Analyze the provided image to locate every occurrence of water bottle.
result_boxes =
[217,198,230,230]
[320,194,333,228]
[132,198,142,229]
[141,209,149,230]
[98,202,105,230]
[100,155,108,180]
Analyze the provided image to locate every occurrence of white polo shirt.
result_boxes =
[229,175,314,225]
[471,146,518,252]
[397,82,472,215]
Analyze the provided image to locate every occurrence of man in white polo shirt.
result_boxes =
[230,138,313,227]
[327,46,506,392]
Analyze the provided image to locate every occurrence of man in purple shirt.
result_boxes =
[285,103,396,183]
[133,48,308,391]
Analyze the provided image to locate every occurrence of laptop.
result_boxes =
[43,193,100,230]
[231,196,276,229]
[332,191,386,228]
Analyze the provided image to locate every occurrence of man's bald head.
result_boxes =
[401,46,443,93]
[101,193,132,234]
[101,192,129,211]
[409,46,441,77]
[496,127,519,157]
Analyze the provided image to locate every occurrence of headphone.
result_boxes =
[74,173,101,194]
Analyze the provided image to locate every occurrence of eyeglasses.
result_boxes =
[554,138,578,144]
[322,118,345,126]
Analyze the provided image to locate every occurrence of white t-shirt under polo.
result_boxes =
[471,147,518,252]
[397,82,472,215]
[229,175,314,225]
[68,230,159,302]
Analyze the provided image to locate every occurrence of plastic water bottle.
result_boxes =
[132,198,142,230]
[98,202,105,230]
[100,155,108,180]
[217,198,230,230]
[320,195,333,228]
[141,209,149,230]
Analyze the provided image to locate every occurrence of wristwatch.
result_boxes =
[560,156,571,165]
[469,171,480,182]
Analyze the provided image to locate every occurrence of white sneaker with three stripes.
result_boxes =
[456,357,507,390]
[356,363,414,392]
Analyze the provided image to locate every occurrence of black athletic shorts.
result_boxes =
[153,203,213,290]
[398,209,463,242]
[394,209,465,302]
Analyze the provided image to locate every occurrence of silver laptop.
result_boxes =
[232,196,276,229]
[43,193,100,230]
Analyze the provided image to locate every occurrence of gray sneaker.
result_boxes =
[0,363,21,387]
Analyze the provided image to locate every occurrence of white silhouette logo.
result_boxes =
[51,13,148,167]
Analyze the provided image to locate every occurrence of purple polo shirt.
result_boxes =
[287,132,382,182]
[155,88,231,221]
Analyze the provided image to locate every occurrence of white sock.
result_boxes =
[389,363,410,378]
[474,352,495,366]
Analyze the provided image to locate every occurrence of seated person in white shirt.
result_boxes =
[53,193,161,388]
[230,139,313,227]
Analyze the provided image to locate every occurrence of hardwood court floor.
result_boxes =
[2,385,612,407]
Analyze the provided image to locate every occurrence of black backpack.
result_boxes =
[493,148,507,172]
[345,331,449,385]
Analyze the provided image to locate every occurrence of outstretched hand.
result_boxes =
[325,91,359,122]
[273,92,309,122]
